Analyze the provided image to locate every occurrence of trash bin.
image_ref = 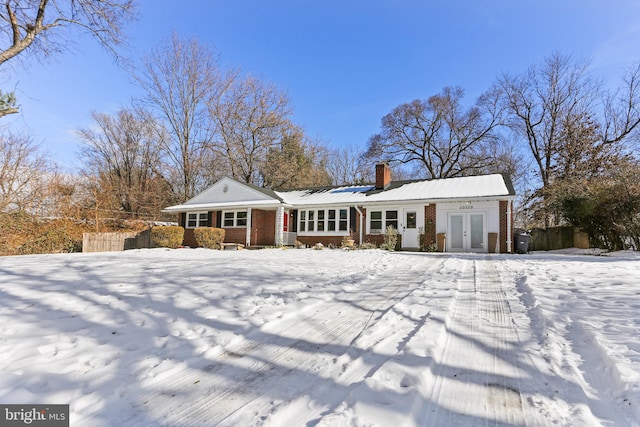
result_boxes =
[515,233,530,254]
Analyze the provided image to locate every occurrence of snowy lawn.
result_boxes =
[0,248,638,426]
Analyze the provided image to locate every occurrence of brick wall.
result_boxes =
[224,227,246,245]
[424,204,436,248]
[251,209,276,246]
[499,200,511,253]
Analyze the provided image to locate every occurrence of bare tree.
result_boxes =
[499,53,640,226]
[366,86,503,179]
[498,53,598,193]
[0,0,136,117]
[77,107,173,218]
[0,129,51,211]
[135,32,227,201]
[325,144,367,185]
[209,74,293,185]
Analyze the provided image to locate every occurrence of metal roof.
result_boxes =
[277,173,515,206]
[163,173,515,212]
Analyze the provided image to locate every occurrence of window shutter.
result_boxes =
[215,211,222,228]
[350,207,357,232]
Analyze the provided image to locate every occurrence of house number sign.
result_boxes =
[459,205,474,210]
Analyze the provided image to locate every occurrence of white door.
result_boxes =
[447,212,486,252]
[402,209,420,249]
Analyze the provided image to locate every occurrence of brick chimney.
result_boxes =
[375,163,391,189]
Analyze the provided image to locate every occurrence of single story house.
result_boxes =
[162,164,516,253]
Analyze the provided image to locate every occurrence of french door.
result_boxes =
[448,212,486,252]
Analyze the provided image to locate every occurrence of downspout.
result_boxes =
[246,207,252,248]
[507,200,512,253]
[354,205,364,245]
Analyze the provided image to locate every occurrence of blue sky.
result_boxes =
[4,0,640,169]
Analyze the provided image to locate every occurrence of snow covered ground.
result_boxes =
[0,248,639,426]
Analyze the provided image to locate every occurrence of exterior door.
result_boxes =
[447,212,486,252]
[402,209,419,249]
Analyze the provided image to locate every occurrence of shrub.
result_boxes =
[359,242,378,250]
[381,225,399,251]
[151,225,184,249]
[0,212,87,255]
[193,227,225,249]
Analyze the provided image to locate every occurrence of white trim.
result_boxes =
[275,206,284,246]
[222,210,248,228]
[185,211,209,229]
[366,207,400,235]
[245,208,252,247]
[163,200,281,213]
[297,207,350,236]
[507,200,512,253]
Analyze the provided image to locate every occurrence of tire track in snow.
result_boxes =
[421,256,549,426]
[122,254,447,426]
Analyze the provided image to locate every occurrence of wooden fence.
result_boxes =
[528,226,590,251]
[82,229,152,253]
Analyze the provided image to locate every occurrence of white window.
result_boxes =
[298,208,349,234]
[222,210,248,228]
[186,212,209,228]
[368,210,398,233]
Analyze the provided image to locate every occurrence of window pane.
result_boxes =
[470,214,483,249]
[300,221,306,232]
[406,211,417,229]
[370,211,382,231]
[339,209,348,231]
[223,211,234,227]
[187,213,197,228]
[387,211,398,230]
[317,221,324,231]
[328,210,336,220]
[300,211,306,220]
[318,210,325,220]
[308,211,315,221]
[237,211,247,227]
[328,220,336,231]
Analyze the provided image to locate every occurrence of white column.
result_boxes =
[275,206,284,246]
[506,200,512,253]
[245,208,252,247]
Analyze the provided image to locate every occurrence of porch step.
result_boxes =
[221,243,244,251]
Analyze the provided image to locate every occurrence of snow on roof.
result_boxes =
[163,173,515,212]
[277,173,514,206]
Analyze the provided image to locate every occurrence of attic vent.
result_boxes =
[223,185,229,193]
